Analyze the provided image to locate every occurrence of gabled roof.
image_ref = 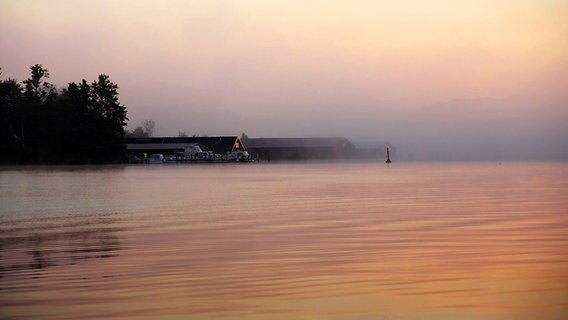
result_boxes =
[125,136,242,153]
[244,137,354,149]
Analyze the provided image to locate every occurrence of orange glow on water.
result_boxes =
[1,163,567,319]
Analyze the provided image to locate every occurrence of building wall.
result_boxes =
[248,145,354,161]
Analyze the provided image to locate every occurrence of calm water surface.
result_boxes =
[1,162,567,319]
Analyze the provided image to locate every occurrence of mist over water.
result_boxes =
[1,162,567,319]
[2,1,567,161]
[1,3,567,318]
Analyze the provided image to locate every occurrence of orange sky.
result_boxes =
[1,0,567,159]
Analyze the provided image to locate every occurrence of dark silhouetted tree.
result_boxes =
[0,65,129,164]
[22,64,56,103]
[89,74,128,163]
[19,64,58,160]
[0,75,23,156]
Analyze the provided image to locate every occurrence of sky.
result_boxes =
[1,0,567,160]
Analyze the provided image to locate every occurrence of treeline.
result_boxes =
[0,65,128,164]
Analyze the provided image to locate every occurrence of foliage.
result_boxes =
[142,119,155,137]
[125,126,147,138]
[22,64,56,103]
[125,119,155,138]
[0,65,128,164]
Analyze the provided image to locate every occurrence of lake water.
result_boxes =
[1,162,567,319]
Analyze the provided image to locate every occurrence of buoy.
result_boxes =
[385,147,392,163]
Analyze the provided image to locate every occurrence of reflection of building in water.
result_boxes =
[0,216,122,277]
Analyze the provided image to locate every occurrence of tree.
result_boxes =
[125,119,156,137]
[1,65,129,164]
[178,131,188,137]
[142,119,155,137]
[0,78,22,118]
[125,126,147,137]
[91,75,127,124]
[0,77,23,151]
[22,64,56,103]
[57,79,95,163]
[19,65,58,160]
[89,74,129,163]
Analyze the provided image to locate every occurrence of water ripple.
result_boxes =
[1,162,567,319]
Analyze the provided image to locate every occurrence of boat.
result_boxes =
[149,153,165,164]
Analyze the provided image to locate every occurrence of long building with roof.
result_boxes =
[125,136,245,157]
[244,137,355,160]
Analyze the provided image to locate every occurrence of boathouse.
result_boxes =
[125,136,246,156]
[244,137,355,160]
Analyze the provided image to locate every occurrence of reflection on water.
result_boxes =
[0,163,567,319]
[0,167,125,290]
[1,225,121,275]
